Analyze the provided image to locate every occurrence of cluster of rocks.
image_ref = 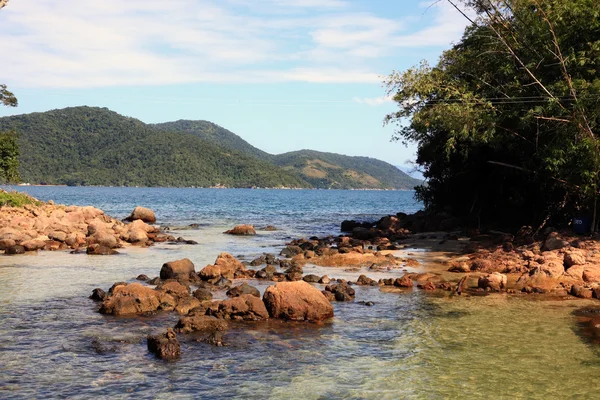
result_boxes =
[91,255,335,360]
[0,204,193,255]
[445,230,600,298]
[341,210,463,240]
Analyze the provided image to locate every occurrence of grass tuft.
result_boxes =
[0,190,42,207]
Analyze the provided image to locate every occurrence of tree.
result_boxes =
[0,0,20,183]
[385,0,600,231]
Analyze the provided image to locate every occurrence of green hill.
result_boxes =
[272,150,422,189]
[152,119,421,190]
[0,106,421,189]
[153,120,271,160]
[0,107,308,188]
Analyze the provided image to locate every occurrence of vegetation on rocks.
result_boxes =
[0,190,40,207]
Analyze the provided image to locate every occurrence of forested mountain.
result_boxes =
[151,119,421,189]
[152,120,271,160]
[0,106,420,189]
[0,107,308,187]
[272,150,422,189]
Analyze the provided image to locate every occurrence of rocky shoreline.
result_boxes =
[4,197,600,359]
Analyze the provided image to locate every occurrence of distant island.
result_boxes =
[0,106,422,190]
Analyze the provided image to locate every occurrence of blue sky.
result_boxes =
[0,0,471,168]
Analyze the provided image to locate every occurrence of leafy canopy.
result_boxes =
[385,0,600,230]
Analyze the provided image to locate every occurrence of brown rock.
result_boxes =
[147,328,180,360]
[99,282,175,315]
[5,245,25,255]
[174,315,229,334]
[543,232,568,251]
[583,265,600,283]
[175,297,202,315]
[90,231,119,249]
[418,281,436,291]
[21,239,46,251]
[226,283,260,298]
[263,281,334,321]
[394,275,413,288]
[207,294,269,321]
[478,273,507,291]
[0,239,16,250]
[156,280,190,299]
[564,251,586,268]
[404,258,420,267]
[193,288,213,302]
[125,206,156,224]
[200,253,246,280]
[224,224,256,235]
[86,244,119,255]
[160,258,195,281]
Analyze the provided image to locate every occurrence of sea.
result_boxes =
[1,186,599,399]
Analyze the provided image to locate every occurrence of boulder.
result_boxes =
[174,315,229,334]
[356,274,377,286]
[318,275,331,285]
[125,206,156,224]
[207,294,269,321]
[478,273,507,291]
[160,258,195,281]
[5,245,25,255]
[543,232,568,251]
[326,282,355,301]
[583,265,600,284]
[564,251,586,268]
[86,244,119,255]
[21,239,46,251]
[394,275,413,288]
[303,274,321,283]
[127,229,148,243]
[0,239,16,250]
[224,224,256,235]
[199,253,246,280]
[226,283,260,298]
[570,285,593,299]
[90,231,119,249]
[147,328,180,360]
[193,288,213,302]
[263,281,334,321]
[418,281,437,291]
[175,297,202,315]
[156,280,190,299]
[89,288,107,301]
[99,283,175,315]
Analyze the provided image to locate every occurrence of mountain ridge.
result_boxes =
[0,106,421,190]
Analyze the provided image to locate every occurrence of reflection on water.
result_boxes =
[0,188,599,398]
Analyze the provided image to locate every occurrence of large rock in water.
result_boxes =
[99,283,175,315]
[160,258,196,281]
[174,315,229,334]
[224,224,256,235]
[125,206,156,224]
[263,281,334,322]
[199,252,246,280]
[207,294,269,321]
[147,328,180,360]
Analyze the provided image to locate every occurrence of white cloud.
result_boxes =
[353,95,394,106]
[0,0,472,88]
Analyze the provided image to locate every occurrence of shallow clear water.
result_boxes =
[1,187,599,399]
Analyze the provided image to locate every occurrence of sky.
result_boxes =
[0,0,472,169]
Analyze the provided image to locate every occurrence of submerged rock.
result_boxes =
[174,315,229,334]
[263,281,334,322]
[147,328,180,360]
[478,273,508,292]
[86,244,119,255]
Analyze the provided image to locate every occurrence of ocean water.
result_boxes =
[1,187,599,399]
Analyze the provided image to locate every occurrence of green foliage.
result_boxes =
[386,0,600,229]
[0,84,18,108]
[153,120,271,160]
[0,107,310,188]
[153,118,420,190]
[272,150,422,189]
[0,130,19,184]
[0,190,41,207]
